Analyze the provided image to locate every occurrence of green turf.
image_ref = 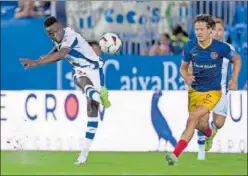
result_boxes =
[1,151,247,175]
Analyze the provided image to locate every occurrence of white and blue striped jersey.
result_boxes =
[221,42,235,94]
[54,27,102,68]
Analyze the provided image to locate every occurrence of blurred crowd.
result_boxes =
[3,0,246,58]
[14,0,50,19]
[142,25,189,56]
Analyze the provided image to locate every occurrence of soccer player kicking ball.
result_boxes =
[196,17,240,160]
[165,14,241,165]
[20,16,111,165]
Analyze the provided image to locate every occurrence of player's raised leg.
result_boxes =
[77,76,110,108]
[204,91,228,151]
[204,112,226,151]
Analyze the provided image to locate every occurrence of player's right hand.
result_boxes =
[20,58,38,69]
[185,76,195,85]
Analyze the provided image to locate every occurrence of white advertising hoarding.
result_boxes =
[1,91,247,153]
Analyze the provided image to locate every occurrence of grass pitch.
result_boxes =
[1,151,247,175]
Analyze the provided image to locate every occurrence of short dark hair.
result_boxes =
[44,16,58,27]
[193,14,216,29]
[173,25,183,35]
[214,17,225,27]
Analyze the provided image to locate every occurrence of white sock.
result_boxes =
[198,144,205,152]
[197,131,206,160]
[198,145,205,160]
[81,138,93,156]
[81,117,98,157]
[84,85,101,103]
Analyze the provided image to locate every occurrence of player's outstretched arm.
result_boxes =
[36,48,70,65]
[20,48,70,69]
[47,46,58,55]
[230,53,241,90]
[39,46,58,60]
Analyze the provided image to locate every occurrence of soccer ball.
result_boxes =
[99,33,122,54]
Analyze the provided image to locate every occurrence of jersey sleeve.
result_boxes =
[182,42,191,62]
[228,44,235,52]
[219,43,235,61]
[60,34,78,49]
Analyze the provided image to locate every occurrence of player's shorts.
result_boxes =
[72,66,104,91]
[212,93,228,117]
[188,87,222,112]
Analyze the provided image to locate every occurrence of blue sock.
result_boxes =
[197,131,206,145]
[86,119,98,140]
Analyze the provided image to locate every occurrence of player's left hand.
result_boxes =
[229,80,238,90]
[20,58,38,69]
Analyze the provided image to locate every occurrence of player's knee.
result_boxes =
[87,99,99,117]
[196,120,208,131]
[214,118,225,129]
[78,76,93,90]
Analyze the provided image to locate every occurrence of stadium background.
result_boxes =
[1,1,247,175]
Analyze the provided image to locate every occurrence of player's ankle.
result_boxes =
[203,128,212,137]
[173,139,188,157]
